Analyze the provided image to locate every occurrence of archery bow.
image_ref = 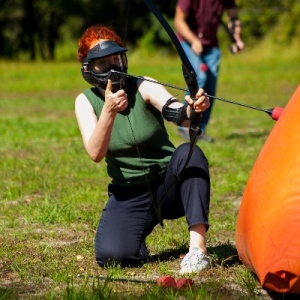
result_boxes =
[143,0,202,168]
[111,70,284,121]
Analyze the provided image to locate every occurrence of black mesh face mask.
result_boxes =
[81,40,128,93]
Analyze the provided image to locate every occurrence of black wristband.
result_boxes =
[162,102,188,126]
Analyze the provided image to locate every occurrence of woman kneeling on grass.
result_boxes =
[75,24,211,274]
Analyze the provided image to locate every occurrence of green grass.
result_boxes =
[0,41,300,299]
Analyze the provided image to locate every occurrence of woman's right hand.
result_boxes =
[104,79,128,113]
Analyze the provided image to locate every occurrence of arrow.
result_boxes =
[111,70,284,121]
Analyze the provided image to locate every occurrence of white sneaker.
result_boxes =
[179,247,210,274]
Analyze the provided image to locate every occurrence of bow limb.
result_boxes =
[143,0,202,164]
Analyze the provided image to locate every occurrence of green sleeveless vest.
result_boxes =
[83,78,175,186]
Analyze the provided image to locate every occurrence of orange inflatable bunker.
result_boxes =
[236,85,300,293]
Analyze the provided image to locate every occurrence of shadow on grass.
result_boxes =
[149,245,187,263]
[76,243,239,285]
[0,287,16,300]
[208,243,241,267]
[150,242,241,268]
[266,290,300,300]
[225,130,270,140]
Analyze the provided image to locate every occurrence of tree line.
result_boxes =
[0,0,299,61]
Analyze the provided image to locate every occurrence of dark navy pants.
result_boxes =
[95,143,210,266]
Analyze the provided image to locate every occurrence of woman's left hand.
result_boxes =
[185,89,210,114]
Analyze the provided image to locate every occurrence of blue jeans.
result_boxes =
[181,42,221,132]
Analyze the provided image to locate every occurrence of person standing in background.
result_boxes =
[175,0,244,142]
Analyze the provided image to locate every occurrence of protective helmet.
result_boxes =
[81,40,128,92]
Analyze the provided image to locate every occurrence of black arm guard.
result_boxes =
[162,98,189,126]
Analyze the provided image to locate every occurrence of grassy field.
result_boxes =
[0,41,300,299]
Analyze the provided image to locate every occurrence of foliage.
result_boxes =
[269,1,300,44]
[0,0,299,60]
[237,0,300,45]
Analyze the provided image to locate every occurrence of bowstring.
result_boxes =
[122,0,164,227]
[112,70,274,115]
[126,116,164,227]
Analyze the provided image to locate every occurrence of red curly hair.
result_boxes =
[77,25,125,62]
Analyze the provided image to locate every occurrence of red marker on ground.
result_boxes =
[176,278,194,289]
[157,276,195,289]
[157,276,177,288]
